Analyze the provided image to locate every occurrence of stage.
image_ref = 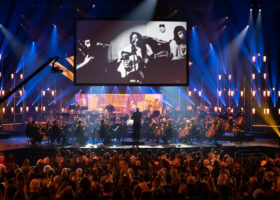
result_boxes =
[0,135,279,151]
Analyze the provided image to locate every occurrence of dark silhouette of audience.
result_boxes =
[0,149,280,199]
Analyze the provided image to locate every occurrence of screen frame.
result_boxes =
[74,19,189,86]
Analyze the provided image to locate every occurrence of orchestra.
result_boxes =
[25,105,246,146]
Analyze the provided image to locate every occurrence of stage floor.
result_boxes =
[0,136,279,151]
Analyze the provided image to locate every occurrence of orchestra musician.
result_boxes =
[33,121,43,144]
[162,119,173,144]
[74,119,84,145]
[25,118,42,145]
[142,112,151,141]
[233,116,245,144]
[149,118,157,143]
[52,120,62,144]
[99,119,112,145]
[116,119,127,142]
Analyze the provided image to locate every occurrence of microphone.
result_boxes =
[96,42,111,47]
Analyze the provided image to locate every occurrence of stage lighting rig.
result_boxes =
[51,56,63,73]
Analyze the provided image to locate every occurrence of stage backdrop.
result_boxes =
[75,94,163,113]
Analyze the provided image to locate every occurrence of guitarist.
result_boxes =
[117,32,153,83]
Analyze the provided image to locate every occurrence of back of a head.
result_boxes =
[103,182,113,194]
[59,186,75,200]
[12,190,28,200]
[6,184,17,200]
[133,185,142,200]
[29,179,40,192]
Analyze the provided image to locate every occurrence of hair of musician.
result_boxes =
[173,26,186,45]
[129,32,147,57]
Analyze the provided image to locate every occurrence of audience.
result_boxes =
[0,149,279,199]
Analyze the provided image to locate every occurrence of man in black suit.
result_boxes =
[132,108,142,145]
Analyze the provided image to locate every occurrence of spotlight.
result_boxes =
[198,91,202,96]
[259,9,261,12]
[11,73,14,79]
[250,8,252,12]
[228,74,232,80]
[20,107,23,113]
[188,91,192,96]
[252,73,255,80]
[42,106,46,112]
[92,4,96,8]
[62,108,64,113]
[278,108,280,115]
[42,91,46,96]
[263,56,267,62]
[26,106,29,112]
[51,90,55,96]
[11,107,14,113]
[267,90,270,97]
[35,106,38,112]
[214,107,218,112]
[0,54,2,61]
[20,74,23,79]
[218,74,221,80]
[263,90,266,97]
[2,107,5,113]
[263,73,267,80]
[252,56,256,62]
[252,90,256,97]
[252,108,255,114]
[218,90,222,97]
[240,90,244,97]
[278,91,280,97]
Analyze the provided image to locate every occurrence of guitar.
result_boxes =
[117,51,170,79]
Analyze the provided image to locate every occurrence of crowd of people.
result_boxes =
[0,147,280,200]
[25,105,246,146]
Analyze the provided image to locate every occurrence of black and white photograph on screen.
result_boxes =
[75,20,188,85]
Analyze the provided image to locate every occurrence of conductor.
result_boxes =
[132,108,142,145]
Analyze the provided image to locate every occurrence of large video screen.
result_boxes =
[75,20,188,85]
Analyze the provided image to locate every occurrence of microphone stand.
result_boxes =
[0,57,59,105]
